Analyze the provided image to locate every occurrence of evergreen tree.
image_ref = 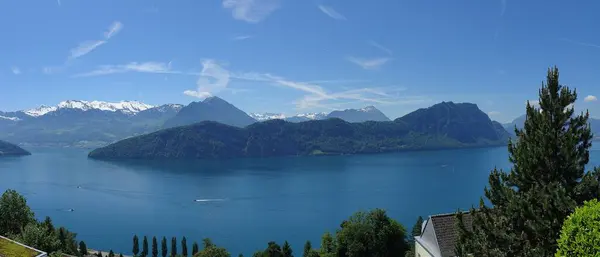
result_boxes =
[161,237,168,257]
[133,235,140,257]
[405,216,424,257]
[120,254,124,257]
[97,251,103,257]
[282,241,293,257]
[109,250,115,257]
[239,254,244,257]
[265,241,282,257]
[42,216,55,234]
[152,236,158,257]
[171,237,177,257]
[181,236,188,257]
[143,236,149,257]
[79,241,88,256]
[319,232,334,256]
[456,67,600,257]
[192,242,199,256]
[302,241,312,257]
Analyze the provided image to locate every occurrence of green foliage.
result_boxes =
[49,250,63,257]
[14,222,60,254]
[80,241,88,255]
[133,235,140,256]
[335,209,409,257]
[181,236,188,257]
[456,67,600,257]
[0,189,35,236]
[161,237,168,257]
[556,199,600,256]
[319,232,334,256]
[152,236,158,257]
[89,101,509,160]
[282,241,293,257]
[193,239,230,257]
[171,237,177,257]
[302,241,312,257]
[142,236,149,257]
[192,242,199,256]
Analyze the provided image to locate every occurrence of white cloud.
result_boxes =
[369,41,392,55]
[233,35,253,41]
[69,40,107,59]
[42,66,63,75]
[57,0,61,6]
[347,57,391,70]
[68,21,122,60]
[222,0,280,23]
[584,95,597,102]
[104,21,123,39]
[487,111,500,116]
[318,5,346,20]
[10,66,21,75]
[74,62,176,77]
[183,60,231,99]
[500,0,506,16]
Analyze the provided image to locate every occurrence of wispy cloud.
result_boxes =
[560,38,600,49]
[347,57,391,70]
[73,62,177,77]
[57,0,61,6]
[500,0,507,16]
[233,35,253,41]
[42,66,64,75]
[222,0,280,23]
[369,41,392,55]
[584,95,597,102]
[68,21,123,60]
[184,60,231,98]
[318,5,346,20]
[487,111,500,116]
[104,21,123,39]
[10,66,21,75]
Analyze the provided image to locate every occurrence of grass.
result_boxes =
[0,236,41,257]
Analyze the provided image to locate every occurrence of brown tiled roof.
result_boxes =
[430,212,472,257]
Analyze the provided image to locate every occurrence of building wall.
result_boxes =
[415,241,435,257]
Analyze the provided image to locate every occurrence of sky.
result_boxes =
[1,0,599,122]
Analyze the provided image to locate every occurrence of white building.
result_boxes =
[414,212,472,257]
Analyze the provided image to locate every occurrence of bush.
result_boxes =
[556,199,600,257]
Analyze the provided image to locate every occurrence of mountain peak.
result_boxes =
[24,100,155,117]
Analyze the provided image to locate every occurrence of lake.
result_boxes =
[2,145,600,256]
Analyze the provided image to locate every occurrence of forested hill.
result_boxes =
[0,140,31,157]
[88,101,509,160]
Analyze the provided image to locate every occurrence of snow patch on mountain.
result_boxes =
[249,113,286,121]
[25,100,155,117]
[295,112,328,120]
[360,106,377,112]
[0,115,20,121]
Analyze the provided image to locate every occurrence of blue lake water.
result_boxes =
[2,145,600,256]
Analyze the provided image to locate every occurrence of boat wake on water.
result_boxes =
[194,198,227,202]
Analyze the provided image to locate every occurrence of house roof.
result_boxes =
[430,212,472,257]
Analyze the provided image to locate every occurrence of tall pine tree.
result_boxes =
[143,236,149,257]
[171,237,177,257]
[456,67,600,257]
[152,236,158,257]
[192,242,199,256]
[161,237,167,257]
[181,236,188,257]
[133,235,140,257]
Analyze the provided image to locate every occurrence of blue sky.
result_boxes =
[1,0,599,122]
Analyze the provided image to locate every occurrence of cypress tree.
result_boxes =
[133,235,140,257]
[120,254,124,257]
[152,236,158,257]
[108,250,115,257]
[456,67,600,256]
[97,252,103,257]
[192,242,199,255]
[142,236,149,257]
[171,237,177,257]
[161,237,168,257]
[79,241,88,256]
[181,236,188,257]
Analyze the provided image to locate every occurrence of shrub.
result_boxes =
[556,199,600,257]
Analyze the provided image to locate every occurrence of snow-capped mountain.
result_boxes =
[249,112,328,122]
[24,100,155,117]
[326,106,390,122]
[249,113,287,121]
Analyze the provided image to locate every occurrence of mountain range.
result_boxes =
[503,114,600,138]
[0,97,396,147]
[88,101,510,160]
